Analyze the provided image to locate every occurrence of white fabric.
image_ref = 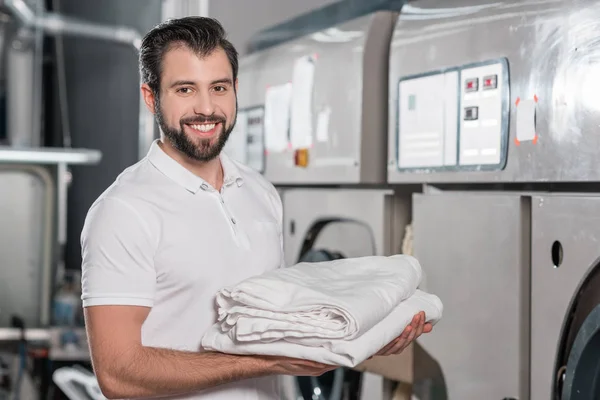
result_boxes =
[201,255,443,367]
[80,140,284,400]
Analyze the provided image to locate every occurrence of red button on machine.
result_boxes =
[465,78,479,92]
[483,74,498,90]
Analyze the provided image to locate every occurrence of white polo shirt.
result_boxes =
[80,140,284,399]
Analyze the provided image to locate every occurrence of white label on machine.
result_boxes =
[224,110,248,164]
[459,63,504,166]
[246,107,265,173]
[397,71,458,169]
[316,106,331,142]
[290,55,315,149]
[264,82,292,153]
[516,99,536,143]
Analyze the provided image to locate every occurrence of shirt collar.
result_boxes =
[146,140,243,193]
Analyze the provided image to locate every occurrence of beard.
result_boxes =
[155,98,237,163]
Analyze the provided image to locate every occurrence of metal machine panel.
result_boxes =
[280,188,411,400]
[224,106,265,173]
[237,11,398,185]
[530,195,600,400]
[412,192,530,400]
[0,168,53,328]
[281,188,410,267]
[387,0,600,183]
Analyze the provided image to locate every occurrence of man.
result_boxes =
[80,16,432,400]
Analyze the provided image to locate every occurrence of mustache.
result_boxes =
[181,114,226,125]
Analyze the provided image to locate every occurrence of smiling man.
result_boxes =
[79,16,431,400]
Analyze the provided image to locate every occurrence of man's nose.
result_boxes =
[193,90,215,116]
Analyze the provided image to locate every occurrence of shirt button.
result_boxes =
[201,183,208,190]
[231,218,236,224]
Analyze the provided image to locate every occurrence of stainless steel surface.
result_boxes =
[6,23,37,147]
[0,167,54,328]
[5,0,141,47]
[386,0,600,184]
[57,163,66,244]
[412,191,530,400]
[0,146,101,164]
[280,188,411,400]
[4,0,155,160]
[0,328,50,342]
[530,194,600,400]
[0,327,89,361]
[282,188,408,266]
[238,11,397,185]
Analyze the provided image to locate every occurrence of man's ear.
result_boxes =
[141,83,156,114]
[235,78,238,93]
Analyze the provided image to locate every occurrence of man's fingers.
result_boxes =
[384,337,409,356]
[410,314,420,329]
[375,312,434,358]
[414,314,425,337]
[382,326,416,356]
[389,319,422,355]
[376,333,404,355]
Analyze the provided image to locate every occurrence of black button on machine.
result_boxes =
[464,106,479,121]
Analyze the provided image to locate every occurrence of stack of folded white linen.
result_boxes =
[201,254,443,368]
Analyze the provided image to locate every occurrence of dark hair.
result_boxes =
[139,16,238,97]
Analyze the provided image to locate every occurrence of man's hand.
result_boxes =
[372,311,432,358]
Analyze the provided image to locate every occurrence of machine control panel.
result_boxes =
[459,62,506,167]
[223,106,265,173]
[393,58,509,172]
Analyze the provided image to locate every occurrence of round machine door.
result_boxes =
[294,219,375,400]
[556,266,600,400]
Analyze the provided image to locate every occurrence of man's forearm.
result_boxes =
[99,346,275,399]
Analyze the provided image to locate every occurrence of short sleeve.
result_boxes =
[80,197,157,308]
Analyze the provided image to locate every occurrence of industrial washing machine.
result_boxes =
[385,0,600,399]
[235,2,418,399]
[281,188,410,400]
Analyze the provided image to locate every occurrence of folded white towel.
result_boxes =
[201,255,443,367]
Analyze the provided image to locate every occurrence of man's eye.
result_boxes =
[178,87,193,94]
[214,86,226,92]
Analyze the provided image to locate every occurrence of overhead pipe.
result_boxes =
[4,0,142,48]
[3,0,155,158]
